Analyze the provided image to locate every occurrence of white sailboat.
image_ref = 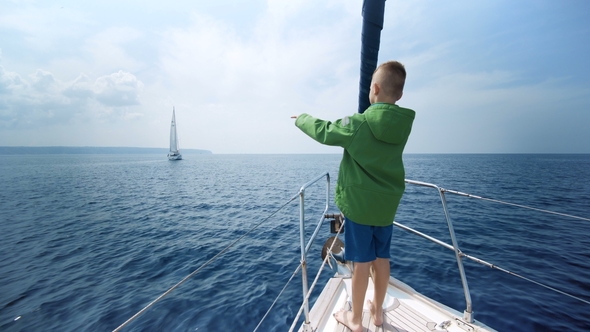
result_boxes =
[167,107,182,161]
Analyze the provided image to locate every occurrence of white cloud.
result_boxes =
[0,67,144,129]
[0,65,25,93]
[94,71,143,107]
[63,74,94,99]
[30,69,57,91]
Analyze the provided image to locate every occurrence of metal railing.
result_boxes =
[398,179,590,323]
[293,172,331,332]
[402,179,474,323]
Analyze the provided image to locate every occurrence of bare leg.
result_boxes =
[334,261,370,332]
[369,258,389,326]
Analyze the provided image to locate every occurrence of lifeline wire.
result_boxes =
[253,173,332,331]
[396,221,590,306]
[442,188,590,222]
[254,218,345,331]
[288,218,346,332]
[461,251,590,306]
[113,196,298,332]
[442,187,590,304]
[252,265,302,332]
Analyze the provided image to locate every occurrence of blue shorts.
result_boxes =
[344,216,393,263]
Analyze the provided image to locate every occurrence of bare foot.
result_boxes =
[334,309,363,332]
[367,300,383,327]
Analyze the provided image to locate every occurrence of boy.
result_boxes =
[292,61,415,332]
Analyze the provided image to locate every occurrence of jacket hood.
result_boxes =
[365,103,415,144]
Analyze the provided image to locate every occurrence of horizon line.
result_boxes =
[0,146,589,155]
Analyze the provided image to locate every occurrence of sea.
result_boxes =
[1,154,589,332]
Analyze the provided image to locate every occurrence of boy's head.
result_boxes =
[369,61,406,104]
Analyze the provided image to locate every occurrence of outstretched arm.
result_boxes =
[293,113,353,148]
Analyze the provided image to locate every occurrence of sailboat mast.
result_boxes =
[358,0,386,114]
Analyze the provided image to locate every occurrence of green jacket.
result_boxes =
[295,103,415,226]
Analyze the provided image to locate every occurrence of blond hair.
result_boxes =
[374,61,406,99]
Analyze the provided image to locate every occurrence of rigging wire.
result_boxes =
[441,187,590,304]
[112,195,299,332]
[441,188,590,222]
[395,221,590,306]
[254,218,345,332]
[461,251,590,306]
[252,265,302,332]
[288,219,346,332]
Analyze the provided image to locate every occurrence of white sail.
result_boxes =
[167,107,182,160]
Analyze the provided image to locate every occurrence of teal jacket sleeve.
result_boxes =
[294,113,355,148]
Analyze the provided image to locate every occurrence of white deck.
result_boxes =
[300,274,497,332]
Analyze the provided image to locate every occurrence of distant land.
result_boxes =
[0,146,212,155]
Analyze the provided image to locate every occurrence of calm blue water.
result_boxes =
[1,154,589,331]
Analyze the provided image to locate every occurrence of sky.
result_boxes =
[1,0,589,154]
